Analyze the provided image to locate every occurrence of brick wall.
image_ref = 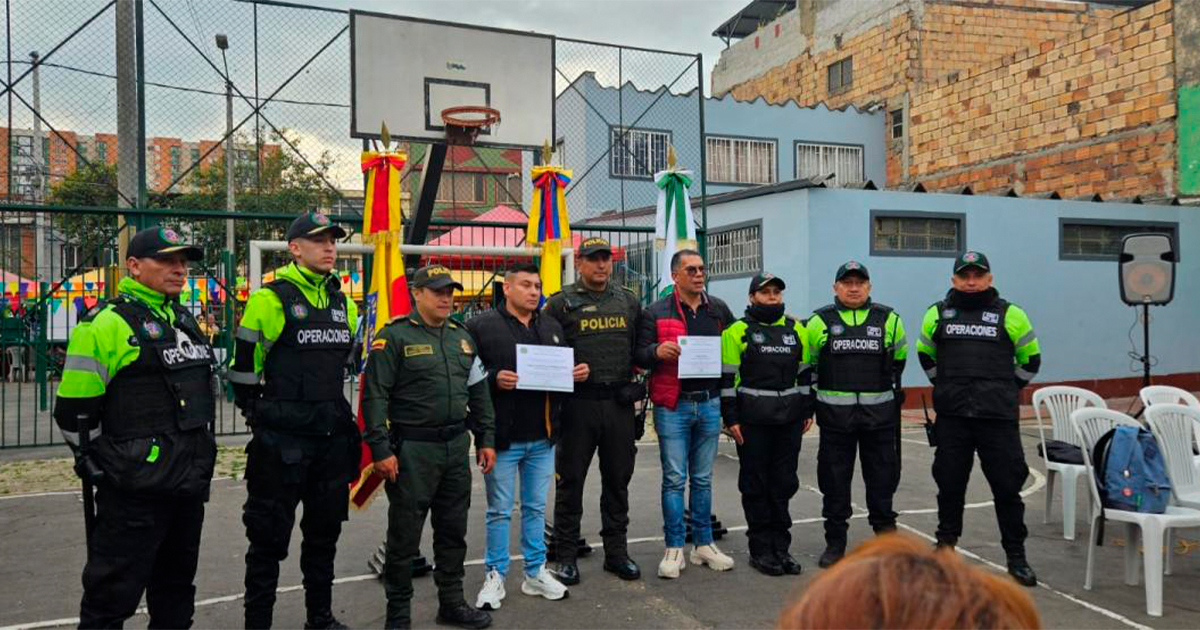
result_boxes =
[720,0,1113,111]
[903,0,1175,197]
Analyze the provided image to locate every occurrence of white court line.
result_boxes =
[0,446,1137,630]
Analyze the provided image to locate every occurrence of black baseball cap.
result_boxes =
[127,226,203,261]
[953,251,991,274]
[412,265,464,291]
[835,260,870,281]
[286,211,348,241]
[578,237,612,257]
[748,272,785,294]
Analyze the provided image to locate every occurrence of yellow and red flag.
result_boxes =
[350,150,410,510]
[527,165,572,296]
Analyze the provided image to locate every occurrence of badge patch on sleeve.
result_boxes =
[371,339,387,352]
[461,339,474,354]
[404,344,434,357]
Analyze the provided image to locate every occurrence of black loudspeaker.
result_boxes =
[1118,233,1175,306]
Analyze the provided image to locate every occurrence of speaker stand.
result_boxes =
[1133,303,1152,420]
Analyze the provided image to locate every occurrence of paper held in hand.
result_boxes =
[515,344,575,392]
[677,335,721,379]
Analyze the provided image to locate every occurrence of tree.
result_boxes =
[47,162,120,270]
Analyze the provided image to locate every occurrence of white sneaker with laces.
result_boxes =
[657,547,686,579]
[521,566,569,601]
[690,543,735,571]
[475,568,506,610]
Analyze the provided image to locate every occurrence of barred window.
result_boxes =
[96,140,108,162]
[0,224,25,274]
[890,108,904,140]
[872,212,962,256]
[706,136,776,185]
[436,172,486,203]
[795,142,863,187]
[610,127,670,179]
[707,222,762,277]
[1061,221,1177,260]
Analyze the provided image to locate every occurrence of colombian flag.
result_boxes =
[527,165,572,296]
[350,150,411,510]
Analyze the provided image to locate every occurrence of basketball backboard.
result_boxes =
[350,11,555,150]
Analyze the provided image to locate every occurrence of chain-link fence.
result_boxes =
[0,0,707,447]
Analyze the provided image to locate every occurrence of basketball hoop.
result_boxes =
[441,105,501,145]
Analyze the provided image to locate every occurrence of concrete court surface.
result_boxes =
[2,423,1199,630]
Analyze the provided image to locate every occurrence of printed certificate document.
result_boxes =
[515,344,575,392]
[676,335,721,379]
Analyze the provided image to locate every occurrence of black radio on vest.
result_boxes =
[261,279,353,402]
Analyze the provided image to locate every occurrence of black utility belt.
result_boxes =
[391,422,467,442]
[678,389,720,402]
[574,381,646,403]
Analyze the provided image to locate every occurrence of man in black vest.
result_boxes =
[228,212,361,628]
[720,272,812,576]
[805,261,907,568]
[55,227,217,628]
[544,237,646,585]
[917,251,1042,587]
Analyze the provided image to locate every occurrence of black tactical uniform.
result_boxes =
[719,273,812,576]
[54,228,216,629]
[227,213,361,629]
[543,238,646,583]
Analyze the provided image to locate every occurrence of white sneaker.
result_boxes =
[690,543,735,571]
[521,566,569,601]
[475,568,506,610]
[657,547,686,579]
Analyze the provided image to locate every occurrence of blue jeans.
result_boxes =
[483,439,556,577]
[655,398,722,548]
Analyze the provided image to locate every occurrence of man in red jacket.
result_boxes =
[635,249,736,579]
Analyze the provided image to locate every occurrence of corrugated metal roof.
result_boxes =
[712,0,796,41]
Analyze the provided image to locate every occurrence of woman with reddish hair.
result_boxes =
[777,534,1041,629]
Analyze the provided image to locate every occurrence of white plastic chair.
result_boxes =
[1140,386,1200,476]
[1072,407,1200,617]
[1146,404,1200,576]
[1033,386,1106,540]
[4,345,25,382]
[1140,385,1200,410]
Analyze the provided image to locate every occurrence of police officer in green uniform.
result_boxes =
[806,261,907,569]
[227,212,360,629]
[544,237,645,585]
[917,251,1041,587]
[720,272,812,577]
[55,227,216,628]
[363,264,497,630]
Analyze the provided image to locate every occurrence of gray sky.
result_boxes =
[303,0,745,91]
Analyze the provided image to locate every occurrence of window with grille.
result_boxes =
[795,142,863,187]
[610,127,670,179]
[0,225,25,274]
[77,142,88,162]
[827,56,853,94]
[170,146,182,178]
[1060,220,1178,260]
[190,147,200,166]
[707,222,762,277]
[436,172,487,203]
[871,211,963,257]
[706,136,776,185]
[96,140,108,162]
[890,109,904,139]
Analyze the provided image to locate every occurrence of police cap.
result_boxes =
[748,272,785,294]
[834,260,870,282]
[412,265,464,291]
[127,226,203,261]
[578,237,612,257]
[953,251,991,274]
[286,211,348,241]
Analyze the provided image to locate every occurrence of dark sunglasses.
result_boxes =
[681,265,706,276]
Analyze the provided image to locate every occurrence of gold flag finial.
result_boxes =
[542,140,552,165]
[667,144,677,169]
[380,122,391,149]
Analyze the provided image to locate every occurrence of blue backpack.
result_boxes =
[1093,425,1171,514]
